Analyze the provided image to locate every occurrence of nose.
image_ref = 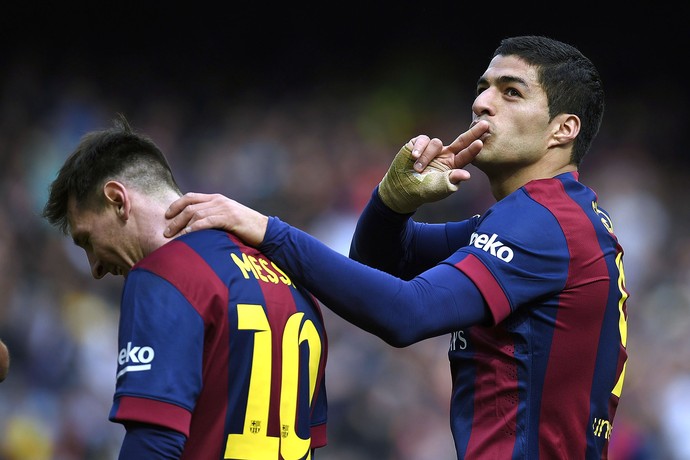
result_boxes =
[88,256,106,279]
[472,88,495,118]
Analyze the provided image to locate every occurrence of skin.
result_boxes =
[412,54,579,200]
[162,54,580,243]
[69,180,179,279]
[0,339,9,382]
[161,121,487,242]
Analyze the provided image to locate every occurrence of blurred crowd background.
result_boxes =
[1,4,689,460]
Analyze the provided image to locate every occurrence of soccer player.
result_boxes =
[164,35,630,458]
[42,114,328,460]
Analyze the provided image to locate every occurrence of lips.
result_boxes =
[470,119,490,136]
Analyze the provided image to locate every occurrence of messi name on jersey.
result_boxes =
[231,251,294,287]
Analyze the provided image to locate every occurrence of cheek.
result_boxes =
[512,116,550,149]
[91,225,121,258]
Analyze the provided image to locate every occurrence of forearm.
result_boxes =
[261,217,486,346]
[348,187,412,276]
[119,423,185,460]
[349,187,475,278]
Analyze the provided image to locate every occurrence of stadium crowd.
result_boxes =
[0,45,689,459]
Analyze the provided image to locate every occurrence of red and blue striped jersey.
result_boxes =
[443,172,628,458]
[109,229,328,460]
[238,171,628,459]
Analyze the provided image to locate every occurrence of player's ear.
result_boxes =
[549,113,580,147]
[103,181,130,220]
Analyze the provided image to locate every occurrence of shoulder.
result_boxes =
[465,186,571,265]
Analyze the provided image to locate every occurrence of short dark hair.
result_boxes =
[493,35,605,166]
[42,113,181,234]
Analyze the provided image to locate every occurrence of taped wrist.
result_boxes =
[378,144,458,214]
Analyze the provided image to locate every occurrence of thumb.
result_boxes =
[447,168,472,185]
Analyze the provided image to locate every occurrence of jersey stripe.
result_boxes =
[466,324,518,457]
[525,179,609,458]
[455,254,511,323]
[137,239,231,459]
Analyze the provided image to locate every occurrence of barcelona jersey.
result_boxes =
[438,172,628,458]
[218,170,627,459]
[109,229,328,460]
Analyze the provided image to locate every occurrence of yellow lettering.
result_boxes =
[226,304,277,457]
[259,258,279,284]
[231,253,256,280]
[592,418,613,440]
[231,251,294,287]
[592,201,614,233]
[612,252,629,398]
[224,305,322,459]
[280,313,319,458]
[271,261,292,286]
[248,256,269,282]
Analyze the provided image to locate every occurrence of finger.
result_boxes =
[165,202,219,237]
[164,203,199,237]
[448,168,472,184]
[445,121,489,154]
[413,137,443,172]
[164,192,222,237]
[446,139,483,169]
[409,135,430,159]
[165,192,209,218]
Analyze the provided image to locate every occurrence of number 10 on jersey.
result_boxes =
[225,304,322,459]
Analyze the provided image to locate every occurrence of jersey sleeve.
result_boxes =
[443,189,570,325]
[260,217,488,347]
[350,186,479,279]
[118,423,186,459]
[109,269,205,436]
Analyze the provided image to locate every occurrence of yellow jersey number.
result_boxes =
[611,252,628,398]
[592,200,629,399]
[225,304,321,460]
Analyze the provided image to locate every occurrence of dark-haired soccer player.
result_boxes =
[42,114,328,460]
[165,35,629,459]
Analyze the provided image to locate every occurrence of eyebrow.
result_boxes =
[477,75,530,88]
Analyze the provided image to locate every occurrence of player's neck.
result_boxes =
[489,163,577,200]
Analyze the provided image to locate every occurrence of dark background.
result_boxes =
[3,4,687,95]
[3,3,688,163]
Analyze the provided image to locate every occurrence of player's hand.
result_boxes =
[377,121,488,214]
[164,192,268,247]
[410,120,489,179]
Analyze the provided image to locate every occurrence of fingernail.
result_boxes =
[414,162,423,171]
[412,149,419,158]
